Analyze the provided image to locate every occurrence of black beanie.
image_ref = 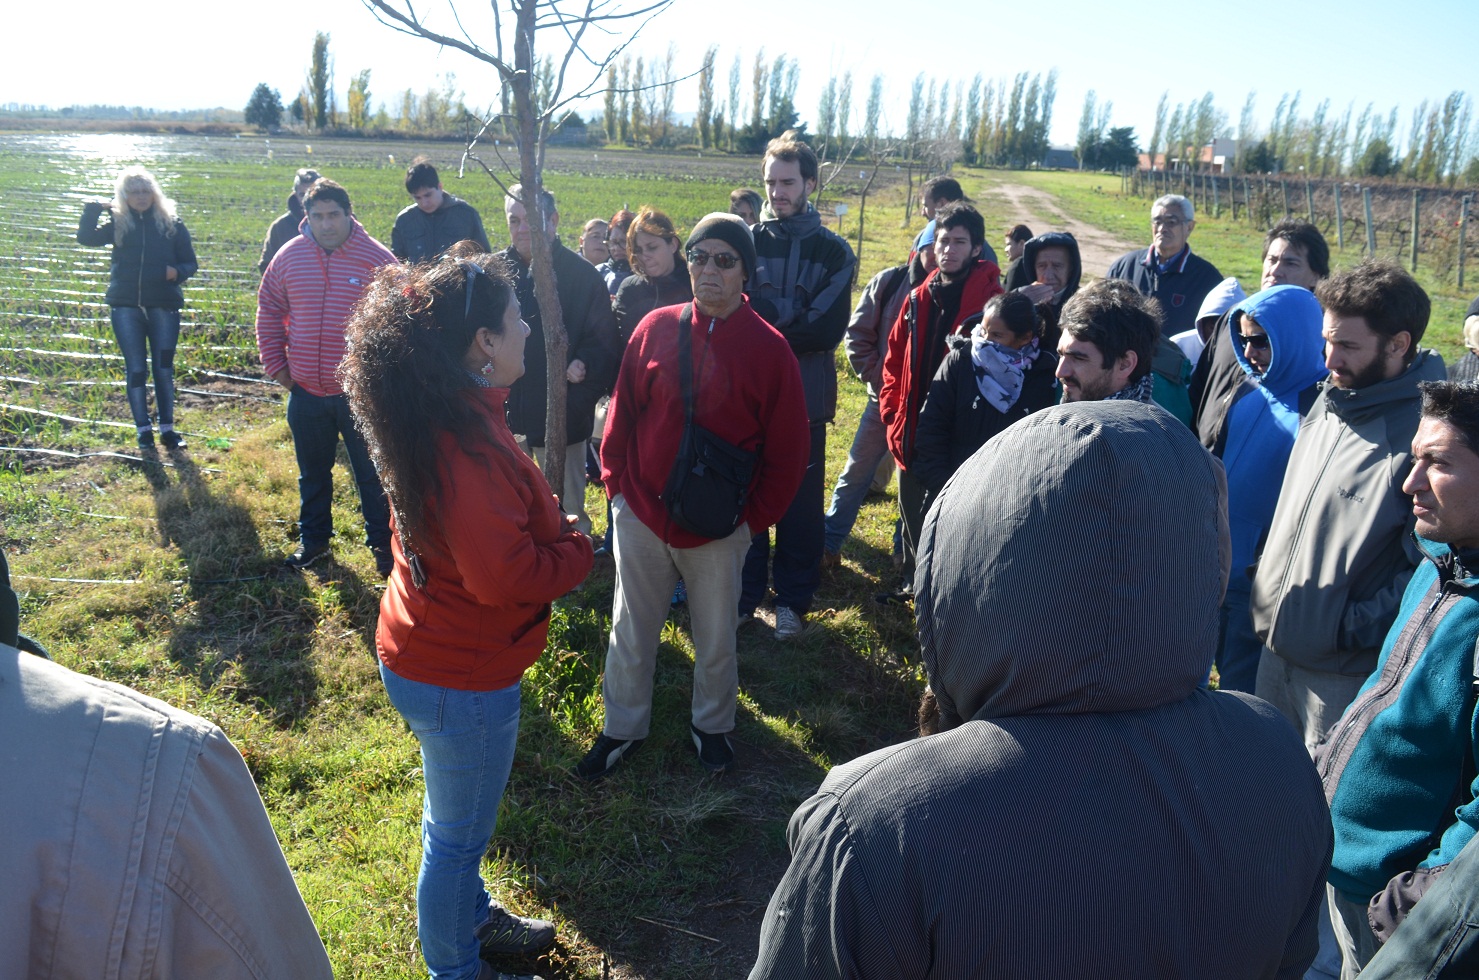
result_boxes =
[685,212,756,281]
[1467,295,1479,320]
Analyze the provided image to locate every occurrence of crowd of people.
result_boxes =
[21,141,1479,979]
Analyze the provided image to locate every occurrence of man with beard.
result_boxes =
[1054,278,1162,405]
[1251,260,1447,752]
[741,132,857,640]
[879,202,1002,602]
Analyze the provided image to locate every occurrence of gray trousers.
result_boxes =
[1255,647,1370,750]
[515,438,591,536]
[1329,884,1380,979]
[600,496,752,740]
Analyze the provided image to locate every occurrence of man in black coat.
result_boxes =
[256,168,318,274]
[500,184,619,536]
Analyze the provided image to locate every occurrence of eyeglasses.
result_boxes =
[686,248,741,270]
[1152,215,1186,228]
[1240,333,1271,351]
[460,260,485,319]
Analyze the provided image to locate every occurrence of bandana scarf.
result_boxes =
[969,325,1040,412]
[1105,372,1156,404]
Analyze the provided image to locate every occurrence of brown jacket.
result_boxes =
[0,645,333,978]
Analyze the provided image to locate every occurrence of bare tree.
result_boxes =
[362,0,675,501]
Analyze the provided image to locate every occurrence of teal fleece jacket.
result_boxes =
[1320,538,1479,901]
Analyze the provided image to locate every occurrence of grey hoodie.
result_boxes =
[1251,349,1447,676]
[751,402,1332,980]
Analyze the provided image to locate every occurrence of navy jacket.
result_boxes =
[1107,245,1223,338]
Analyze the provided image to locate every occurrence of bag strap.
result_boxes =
[678,303,695,430]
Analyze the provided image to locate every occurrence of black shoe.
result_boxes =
[475,901,556,957]
[371,545,393,578]
[284,543,329,569]
[159,430,185,449]
[136,430,154,448]
[691,724,734,772]
[873,589,913,607]
[574,734,643,781]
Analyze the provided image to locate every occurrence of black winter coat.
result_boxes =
[77,202,197,310]
[501,241,620,447]
[912,338,1060,496]
[611,265,692,348]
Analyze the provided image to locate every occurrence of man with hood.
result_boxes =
[1012,230,1082,351]
[1193,221,1329,451]
[821,238,934,566]
[256,178,395,574]
[390,160,491,263]
[256,167,318,274]
[1215,285,1329,694]
[1173,276,1246,365]
[880,202,1002,600]
[1252,260,1448,750]
[749,401,1333,979]
[742,132,857,640]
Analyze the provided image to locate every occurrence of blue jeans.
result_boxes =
[823,397,889,555]
[741,421,826,615]
[380,664,522,980]
[110,305,179,429]
[285,387,391,551]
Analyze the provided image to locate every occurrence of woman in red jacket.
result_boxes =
[342,249,592,980]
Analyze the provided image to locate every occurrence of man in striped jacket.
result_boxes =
[256,179,396,575]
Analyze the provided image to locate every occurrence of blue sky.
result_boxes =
[6,0,1474,152]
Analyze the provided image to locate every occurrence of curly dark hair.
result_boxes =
[340,244,518,550]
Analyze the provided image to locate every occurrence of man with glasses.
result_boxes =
[743,131,857,640]
[1107,194,1223,339]
[578,213,808,779]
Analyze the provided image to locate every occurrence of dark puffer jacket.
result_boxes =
[390,193,491,263]
[77,202,197,310]
[911,335,1059,495]
[752,402,1333,980]
[612,264,692,348]
[257,192,304,274]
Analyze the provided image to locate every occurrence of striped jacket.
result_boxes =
[256,218,395,397]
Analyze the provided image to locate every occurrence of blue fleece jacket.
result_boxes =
[1220,285,1328,592]
[1320,538,1479,901]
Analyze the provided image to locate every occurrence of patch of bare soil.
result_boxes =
[992,183,1139,276]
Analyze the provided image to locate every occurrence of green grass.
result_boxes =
[1,133,921,979]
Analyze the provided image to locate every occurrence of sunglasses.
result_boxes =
[1240,333,1271,351]
[686,248,741,270]
[460,260,485,319]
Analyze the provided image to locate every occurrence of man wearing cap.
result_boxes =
[577,213,809,780]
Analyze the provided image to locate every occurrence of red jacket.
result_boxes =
[880,259,1002,469]
[377,387,594,691]
[255,218,396,397]
[601,300,809,548]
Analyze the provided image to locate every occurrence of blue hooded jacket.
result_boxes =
[1221,285,1328,593]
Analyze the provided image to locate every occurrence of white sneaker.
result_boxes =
[774,606,804,640]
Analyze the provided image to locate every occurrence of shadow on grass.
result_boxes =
[140,446,334,726]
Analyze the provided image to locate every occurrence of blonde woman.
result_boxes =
[77,167,197,448]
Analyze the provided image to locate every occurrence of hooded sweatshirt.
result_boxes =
[751,402,1331,980]
[1013,231,1082,349]
[1221,285,1329,594]
[1174,276,1247,364]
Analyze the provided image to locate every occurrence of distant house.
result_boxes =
[547,115,589,146]
[1042,145,1079,170]
[1140,138,1242,173]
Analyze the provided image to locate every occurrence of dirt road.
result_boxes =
[991,182,1139,276]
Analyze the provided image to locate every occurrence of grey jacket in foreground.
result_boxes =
[0,645,333,979]
[844,264,909,398]
[1251,350,1446,676]
[751,402,1332,980]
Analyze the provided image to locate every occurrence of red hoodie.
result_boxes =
[880,259,1002,469]
[378,387,594,691]
[601,300,809,548]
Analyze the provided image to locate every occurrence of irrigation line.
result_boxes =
[196,370,276,386]
[3,402,137,429]
[0,347,123,361]
[0,445,222,472]
[14,572,274,586]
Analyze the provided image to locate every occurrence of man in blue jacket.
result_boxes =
[1318,380,1479,977]
[1107,194,1223,339]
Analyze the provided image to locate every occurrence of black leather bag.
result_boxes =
[663,305,757,540]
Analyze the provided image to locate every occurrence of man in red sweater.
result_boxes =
[256,179,397,574]
[577,213,809,779]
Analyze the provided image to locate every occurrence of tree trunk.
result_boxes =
[513,2,570,507]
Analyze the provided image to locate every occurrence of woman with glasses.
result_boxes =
[575,214,809,781]
[77,166,198,449]
[612,206,692,348]
[341,247,593,980]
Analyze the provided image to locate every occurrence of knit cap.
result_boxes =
[685,212,756,280]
